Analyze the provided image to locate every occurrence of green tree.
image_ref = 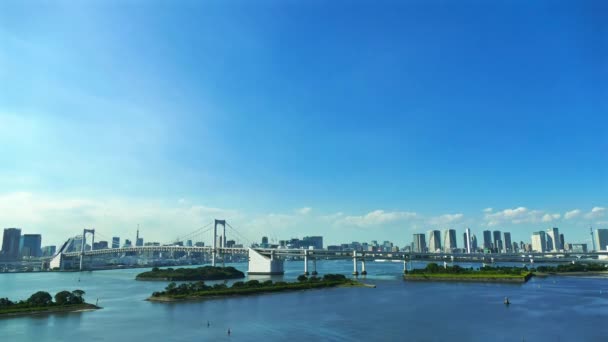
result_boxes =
[297,275,308,282]
[71,290,85,304]
[27,291,53,306]
[55,291,73,305]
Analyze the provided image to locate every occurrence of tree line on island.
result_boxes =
[150,274,356,300]
[0,290,90,315]
[137,266,245,281]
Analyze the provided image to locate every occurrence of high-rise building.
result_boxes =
[595,229,608,251]
[302,236,323,249]
[531,231,547,252]
[471,234,478,251]
[512,242,519,252]
[546,227,561,251]
[482,230,492,250]
[1,228,22,260]
[20,234,42,257]
[464,228,471,254]
[427,230,442,253]
[443,229,457,252]
[41,245,56,257]
[503,232,512,253]
[261,236,269,245]
[413,233,426,253]
[123,239,132,248]
[112,237,120,248]
[185,240,193,247]
[559,234,565,251]
[492,230,502,253]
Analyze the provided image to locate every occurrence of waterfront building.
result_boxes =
[464,228,471,253]
[41,245,56,257]
[570,243,588,253]
[413,233,426,253]
[1,228,22,260]
[20,234,42,258]
[92,241,108,250]
[112,237,120,248]
[186,240,193,247]
[483,230,492,250]
[443,229,457,252]
[546,227,561,251]
[427,230,442,253]
[512,242,519,252]
[503,232,512,253]
[559,234,565,251]
[594,229,608,251]
[531,231,547,252]
[123,239,132,248]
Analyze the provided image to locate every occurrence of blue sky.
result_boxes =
[0,0,606,247]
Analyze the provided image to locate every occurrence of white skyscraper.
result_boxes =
[464,228,471,254]
[594,229,608,251]
[546,227,561,252]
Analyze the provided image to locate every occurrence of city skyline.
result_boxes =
[0,1,606,248]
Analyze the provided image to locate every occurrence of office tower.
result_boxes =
[123,239,132,248]
[112,237,120,248]
[546,227,561,251]
[492,230,502,253]
[186,240,193,247]
[1,228,22,260]
[483,230,492,250]
[512,242,519,252]
[20,234,42,257]
[594,229,608,251]
[531,231,547,252]
[443,229,457,252]
[559,234,565,250]
[262,236,269,245]
[471,234,478,251]
[503,232,512,253]
[464,228,471,254]
[413,233,426,253]
[427,230,442,253]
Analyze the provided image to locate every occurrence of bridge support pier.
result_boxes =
[303,250,309,276]
[352,250,358,276]
[311,258,318,276]
[361,259,367,275]
[403,256,407,274]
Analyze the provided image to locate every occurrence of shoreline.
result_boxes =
[0,303,101,319]
[534,271,608,277]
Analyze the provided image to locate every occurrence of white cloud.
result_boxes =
[339,210,417,227]
[542,213,561,222]
[483,207,546,226]
[429,213,464,226]
[586,207,606,219]
[564,209,581,220]
[483,208,493,213]
[296,207,312,215]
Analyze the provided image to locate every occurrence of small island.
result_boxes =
[136,266,245,281]
[404,263,533,283]
[0,290,100,318]
[534,263,608,276]
[148,274,365,302]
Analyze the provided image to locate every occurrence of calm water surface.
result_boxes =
[1,260,607,341]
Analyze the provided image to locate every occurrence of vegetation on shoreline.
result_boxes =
[404,263,532,282]
[136,266,245,281]
[0,290,99,316]
[149,274,361,301]
[535,263,607,273]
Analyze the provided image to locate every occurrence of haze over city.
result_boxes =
[1,1,606,248]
